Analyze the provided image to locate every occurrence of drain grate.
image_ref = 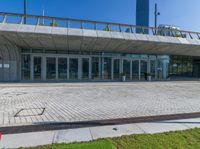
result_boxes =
[14,108,45,117]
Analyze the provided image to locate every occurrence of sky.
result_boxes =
[0,0,200,32]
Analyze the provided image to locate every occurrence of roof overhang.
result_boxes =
[1,23,200,56]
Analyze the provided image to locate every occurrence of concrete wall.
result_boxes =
[0,44,20,82]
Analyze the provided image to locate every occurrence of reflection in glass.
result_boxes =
[34,57,41,80]
[69,58,78,80]
[82,58,89,80]
[92,57,100,79]
[103,58,112,80]
[150,60,156,80]
[21,55,30,80]
[123,59,131,80]
[46,57,56,80]
[140,60,147,80]
[132,60,139,80]
[158,59,169,80]
[58,58,67,80]
[113,59,120,80]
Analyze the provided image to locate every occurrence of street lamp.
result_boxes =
[154,3,160,34]
[24,0,27,24]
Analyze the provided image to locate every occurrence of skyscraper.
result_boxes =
[136,0,149,33]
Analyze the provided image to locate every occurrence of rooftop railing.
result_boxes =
[0,12,200,40]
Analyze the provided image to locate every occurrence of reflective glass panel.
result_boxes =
[82,58,89,80]
[132,60,139,80]
[113,59,120,80]
[92,57,100,79]
[34,57,41,80]
[58,58,67,80]
[140,60,147,80]
[21,55,30,80]
[103,58,112,80]
[69,58,78,80]
[123,59,131,80]
[46,57,56,80]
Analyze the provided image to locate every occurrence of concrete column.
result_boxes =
[111,58,114,80]
[99,57,102,80]
[147,59,151,74]
[155,59,158,80]
[30,55,34,80]
[78,58,82,80]
[89,57,92,80]
[120,58,123,73]
[130,60,133,80]
[67,58,69,80]
[139,60,141,80]
[56,57,58,80]
[41,56,46,81]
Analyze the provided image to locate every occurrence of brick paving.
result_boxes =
[0,82,200,127]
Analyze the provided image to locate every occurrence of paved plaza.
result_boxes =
[0,81,200,127]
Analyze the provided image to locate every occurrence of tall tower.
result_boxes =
[136,0,149,33]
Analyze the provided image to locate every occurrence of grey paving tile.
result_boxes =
[90,124,144,139]
[0,131,55,148]
[53,128,92,144]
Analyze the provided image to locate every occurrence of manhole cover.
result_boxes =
[14,108,45,117]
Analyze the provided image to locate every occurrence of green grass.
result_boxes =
[22,128,200,149]
[22,139,115,149]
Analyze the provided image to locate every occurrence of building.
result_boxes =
[136,0,149,33]
[0,12,200,82]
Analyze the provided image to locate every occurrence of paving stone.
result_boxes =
[0,131,55,148]
[0,82,200,126]
[90,124,144,139]
[53,128,92,144]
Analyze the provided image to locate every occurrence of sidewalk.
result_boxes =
[1,117,200,148]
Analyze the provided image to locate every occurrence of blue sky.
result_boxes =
[0,0,200,31]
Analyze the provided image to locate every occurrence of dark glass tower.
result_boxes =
[136,0,149,33]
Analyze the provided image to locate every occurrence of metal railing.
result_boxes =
[0,12,200,40]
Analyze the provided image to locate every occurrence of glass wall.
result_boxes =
[169,56,193,78]
[58,58,67,80]
[103,57,112,80]
[123,59,131,80]
[46,57,56,80]
[132,60,139,80]
[82,58,89,80]
[92,57,100,79]
[33,57,41,80]
[21,49,200,81]
[21,55,30,80]
[140,60,147,80]
[113,59,120,80]
[69,58,78,80]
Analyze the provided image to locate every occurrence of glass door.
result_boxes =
[33,57,42,80]
[69,58,78,80]
[82,58,90,80]
[113,59,120,80]
[46,57,56,80]
[132,60,139,80]
[103,57,112,80]
[150,60,156,80]
[92,57,100,80]
[123,59,131,80]
[140,60,148,80]
[58,58,68,80]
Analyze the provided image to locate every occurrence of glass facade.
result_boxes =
[33,57,41,80]
[58,58,68,80]
[69,58,78,80]
[46,57,56,80]
[21,50,200,81]
[21,55,30,80]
